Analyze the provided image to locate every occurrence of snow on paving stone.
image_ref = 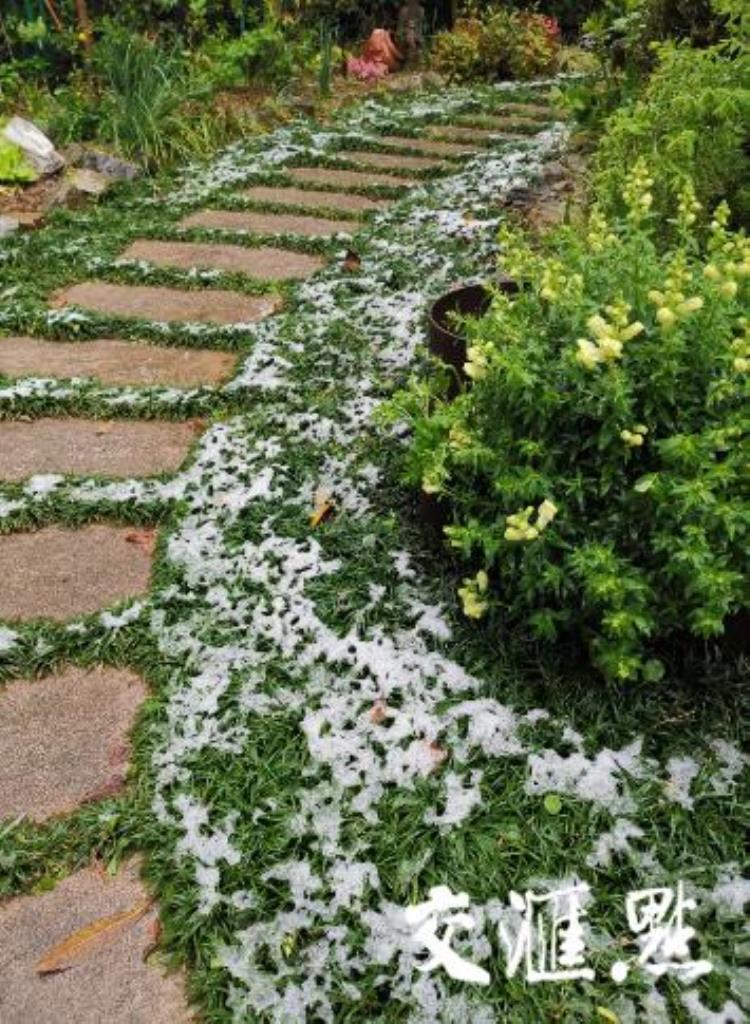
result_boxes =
[0,86,745,1023]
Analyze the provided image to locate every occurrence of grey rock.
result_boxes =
[63,145,141,180]
[49,169,112,209]
[2,117,64,177]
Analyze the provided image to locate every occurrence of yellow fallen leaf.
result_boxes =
[310,486,335,528]
[596,1008,620,1024]
[37,899,153,975]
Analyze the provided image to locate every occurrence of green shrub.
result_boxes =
[431,10,559,83]
[388,167,750,682]
[594,41,750,232]
[0,135,36,183]
[195,22,312,91]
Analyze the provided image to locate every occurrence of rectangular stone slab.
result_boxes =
[0,666,147,822]
[179,209,353,238]
[0,418,198,481]
[342,150,445,171]
[122,239,325,280]
[0,859,191,1023]
[242,185,390,215]
[56,281,280,325]
[0,524,153,621]
[379,135,476,157]
[286,166,416,189]
[425,125,512,142]
[0,335,237,388]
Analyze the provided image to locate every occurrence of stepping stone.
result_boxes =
[0,336,236,388]
[122,239,325,281]
[287,166,416,189]
[179,209,353,238]
[425,125,514,142]
[0,859,191,1023]
[379,135,476,157]
[55,282,279,326]
[342,150,445,171]
[0,666,147,822]
[0,418,198,481]
[0,525,153,622]
[498,101,554,118]
[242,185,390,215]
[453,114,544,132]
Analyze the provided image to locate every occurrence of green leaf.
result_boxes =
[634,474,657,493]
[543,793,563,815]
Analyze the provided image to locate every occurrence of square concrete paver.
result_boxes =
[55,282,280,326]
[179,209,353,238]
[0,859,193,1024]
[0,336,237,388]
[286,166,416,189]
[122,239,325,281]
[342,150,445,171]
[242,185,390,215]
[0,525,153,622]
[0,418,198,481]
[379,135,476,157]
[0,666,147,821]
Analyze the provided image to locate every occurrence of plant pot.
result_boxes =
[428,275,518,400]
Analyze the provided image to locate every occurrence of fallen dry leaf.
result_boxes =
[125,529,156,555]
[343,249,362,273]
[95,421,114,436]
[424,740,448,772]
[370,700,389,725]
[37,899,153,975]
[310,486,335,528]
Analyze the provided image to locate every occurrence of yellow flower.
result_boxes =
[458,570,490,619]
[734,357,749,372]
[720,280,739,299]
[704,263,721,281]
[464,345,488,381]
[537,499,558,530]
[575,339,601,370]
[676,296,704,315]
[656,307,677,330]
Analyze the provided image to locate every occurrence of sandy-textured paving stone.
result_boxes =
[179,209,353,238]
[425,125,513,142]
[0,859,193,1024]
[0,336,236,388]
[379,135,476,157]
[343,150,445,171]
[242,185,390,215]
[0,525,153,622]
[56,281,279,325]
[454,113,545,131]
[123,239,325,281]
[0,418,197,482]
[498,101,553,118]
[287,166,416,189]
[0,666,147,822]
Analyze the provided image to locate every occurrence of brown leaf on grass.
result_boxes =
[142,916,162,963]
[36,899,153,975]
[424,740,448,772]
[95,421,114,436]
[310,486,336,528]
[342,249,362,273]
[125,529,156,555]
[187,417,207,436]
[370,700,389,725]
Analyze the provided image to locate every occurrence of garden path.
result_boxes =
[0,89,744,1024]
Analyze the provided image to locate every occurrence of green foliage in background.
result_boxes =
[388,169,750,682]
[594,41,750,232]
[0,135,36,183]
[431,10,560,83]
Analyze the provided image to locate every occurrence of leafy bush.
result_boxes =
[0,135,36,183]
[195,22,313,91]
[431,10,559,83]
[389,167,750,682]
[594,41,750,231]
